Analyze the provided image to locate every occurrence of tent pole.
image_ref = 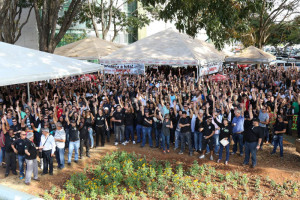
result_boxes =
[196,66,199,82]
[27,82,30,103]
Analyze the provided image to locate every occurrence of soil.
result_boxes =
[0,136,299,198]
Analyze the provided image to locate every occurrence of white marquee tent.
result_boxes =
[0,42,103,87]
[99,29,225,76]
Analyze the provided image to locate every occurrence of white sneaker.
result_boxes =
[122,142,126,145]
[133,141,136,144]
[199,155,205,159]
[125,141,129,144]
[210,155,214,161]
[225,161,228,165]
[217,159,220,163]
[114,142,118,146]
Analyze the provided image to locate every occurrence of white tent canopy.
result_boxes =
[225,46,276,63]
[54,37,124,60]
[100,29,225,66]
[0,42,103,87]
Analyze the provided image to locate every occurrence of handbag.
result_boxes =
[39,136,49,158]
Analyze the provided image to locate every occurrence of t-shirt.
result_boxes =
[274,121,286,136]
[125,113,134,126]
[136,110,143,125]
[79,122,89,139]
[143,116,152,127]
[179,117,191,133]
[113,109,125,126]
[292,102,299,115]
[69,126,80,141]
[203,122,215,137]
[13,138,27,155]
[244,126,264,143]
[5,135,16,153]
[162,120,171,136]
[95,114,106,126]
[258,110,269,128]
[25,140,37,160]
[11,124,21,138]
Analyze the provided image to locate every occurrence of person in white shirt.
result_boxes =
[39,128,56,175]
[54,122,66,169]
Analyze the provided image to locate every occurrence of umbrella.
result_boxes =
[209,74,229,82]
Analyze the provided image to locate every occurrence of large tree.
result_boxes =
[141,0,300,49]
[235,0,300,48]
[267,16,300,53]
[0,0,33,44]
[75,0,151,41]
[32,0,85,53]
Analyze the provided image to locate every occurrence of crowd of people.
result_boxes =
[0,65,299,185]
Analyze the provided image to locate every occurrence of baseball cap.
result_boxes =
[252,118,259,122]
[26,132,34,139]
[182,111,187,114]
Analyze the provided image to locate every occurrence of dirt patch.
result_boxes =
[0,137,299,198]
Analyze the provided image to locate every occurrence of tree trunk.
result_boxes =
[33,0,83,53]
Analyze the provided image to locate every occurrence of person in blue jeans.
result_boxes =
[213,117,232,165]
[134,101,145,143]
[124,105,135,144]
[159,114,173,153]
[141,110,153,148]
[154,108,163,148]
[65,117,80,165]
[231,110,244,156]
[271,115,286,157]
[11,131,27,179]
[194,111,204,152]
[243,118,263,168]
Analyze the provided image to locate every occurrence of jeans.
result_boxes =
[232,133,244,154]
[175,130,181,149]
[272,135,283,157]
[18,155,26,176]
[96,126,105,147]
[25,159,38,184]
[125,125,134,142]
[0,147,5,163]
[42,150,53,174]
[136,124,143,143]
[180,132,192,153]
[80,139,89,157]
[260,127,269,149]
[244,141,258,166]
[214,134,220,154]
[155,128,162,148]
[55,147,65,168]
[194,132,203,151]
[142,127,153,147]
[219,143,230,161]
[5,152,16,175]
[88,128,94,148]
[65,128,69,149]
[161,134,170,151]
[115,125,125,143]
[68,140,80,163]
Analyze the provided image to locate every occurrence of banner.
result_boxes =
[104,64,145,75]
[199,64,222,76]
[292,115,298,130]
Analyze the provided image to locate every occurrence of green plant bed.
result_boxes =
[50,151,299,199]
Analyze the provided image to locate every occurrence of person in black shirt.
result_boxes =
[112,104,126,146]
[243,118,263,168]
[271,115,286,157]
[124,103,135,144]
[94,108,108,147]
[214,117,232,165]
[199,117,215,160]
[154,108,163,148]
[141,109,153,148]
[178,111,193,156]
[135,101,144,143]
[66,113,80,165]
[104,107,111,142]
[11,118,21,139]
[5,129,17,177]
[12,131,27,179]
[24,132,39,185]
[79,115,90,158]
